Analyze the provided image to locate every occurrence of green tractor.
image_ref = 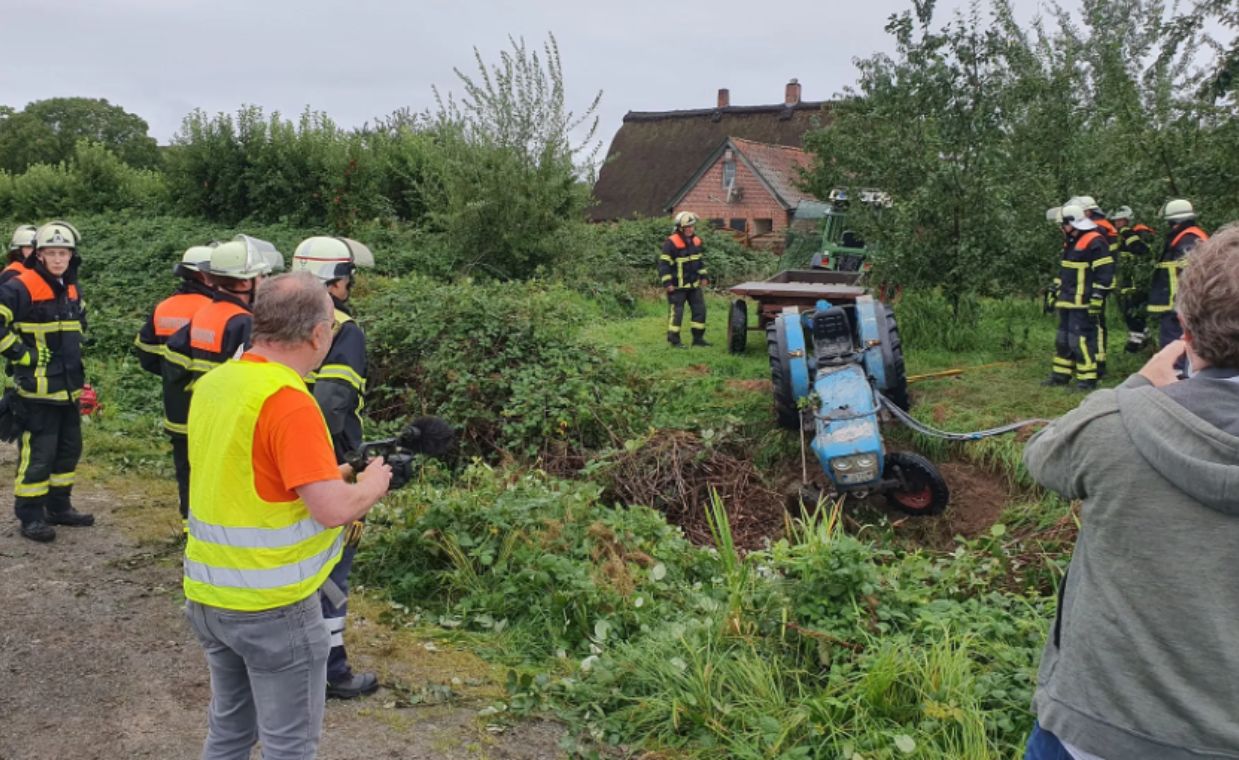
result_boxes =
[783,188,890,273]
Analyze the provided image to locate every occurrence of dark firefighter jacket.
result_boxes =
[1054,229,1114,309]
[0,258,29,287]
[305,297,367,463]
[133,280,215,375]
[161,291,252,436]
[1149,223,1209,314]
[0,263,86,403]
[1115,223,1154,293]
[658,232,708,289]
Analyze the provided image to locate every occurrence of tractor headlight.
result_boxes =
[830,454,880,485]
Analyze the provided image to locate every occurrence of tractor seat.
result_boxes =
[811,306,856,367]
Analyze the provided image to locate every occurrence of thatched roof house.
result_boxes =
[589,80,829,221]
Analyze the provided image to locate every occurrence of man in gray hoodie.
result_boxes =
[1022,224,1239,760]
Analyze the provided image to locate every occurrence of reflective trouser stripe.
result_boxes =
[1076,337,1097,380]
[14,431,48,498]
[163,419,188,435]
[188,513,330,549]
[49,472,74,487]
[326,615,346,648]
[183,533,344,590]
[1052,356,1073,376]
[690,321,706,329]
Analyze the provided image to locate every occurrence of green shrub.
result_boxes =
[359,275,645,458]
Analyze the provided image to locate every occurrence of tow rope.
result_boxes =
[878,393,1049,442]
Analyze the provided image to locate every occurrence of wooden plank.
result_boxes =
[729,282,869,299]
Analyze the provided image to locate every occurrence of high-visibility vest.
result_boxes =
[183,357,342,611]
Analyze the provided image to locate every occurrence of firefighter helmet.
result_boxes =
[1077,195,1101,212]
[1060,203,1097,231]
[35,222,78,251]
[291,237,375,283]
[232,234,284,274]
[1162,199,1195,222]
[1110,205,1133,222]
[201,240,272,280]
[8,225,36,253]
[673,211,699,229]
[174,244,217,276]
[1045,207,1062,224]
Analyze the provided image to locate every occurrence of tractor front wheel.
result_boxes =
[884,452,949,516]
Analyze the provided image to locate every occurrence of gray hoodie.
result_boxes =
[1025,373,1239,759]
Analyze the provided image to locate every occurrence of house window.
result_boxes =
[753,218,773,235]
[708,218,725,229]
[722,160,736,188]
[729,218,746,232]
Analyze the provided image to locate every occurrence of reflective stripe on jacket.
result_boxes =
[161,294,252,434]
[305,303,367,461]
[0,266,86,403]
[183,358,343,611]
[658,232,708,289]
[1149,225,1208,313]
[1055,231,1113,309]
[133,282,214,376]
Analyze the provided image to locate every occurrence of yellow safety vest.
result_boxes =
[183,357,343,611]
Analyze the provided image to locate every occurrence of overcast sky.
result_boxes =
[4,0,1071,152]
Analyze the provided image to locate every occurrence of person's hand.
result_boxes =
[15,344,51,367]
[1139,339,1186,387]
[338,461,355,481]
[700,278,710,288]
[358,455,393,495]
[665,285,675,293]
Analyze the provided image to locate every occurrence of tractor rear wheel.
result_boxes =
[727,299,748,354]
[877,303,911,411]
[884,452,949,516]
[767,322,801,430]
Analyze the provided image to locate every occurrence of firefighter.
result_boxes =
[1149,199,1209,349]
[0,222,92,542]
[659,211,710,348]
[133,245,216,525]
[1109,205,1156,352]
[1075,197,1118,374]
[291,235,378,700]
[1045,204,1113,391]
[163,236,281,531]
[2,225,37,286]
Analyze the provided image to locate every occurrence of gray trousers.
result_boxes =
[185,594,331,760]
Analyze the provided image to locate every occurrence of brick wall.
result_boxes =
[672,156,792,250]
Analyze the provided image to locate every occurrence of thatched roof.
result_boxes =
[590,101,830,221]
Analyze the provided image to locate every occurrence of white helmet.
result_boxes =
[35,221,79,251]
[1076,195,1101,213]
[291,237,375,283]
[202,239,272,280]
[9,225,36,253]
[1045,207,1062,224]
[1162,199,1195,222]
[1110,205,1133,222]
[173,243,217,277]
[233,234,284,274]
[673,211,699,229]
[1060,203,1097,231]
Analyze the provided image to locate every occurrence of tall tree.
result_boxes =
[0,97,160,172]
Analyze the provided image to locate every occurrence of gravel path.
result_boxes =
[0,455,562,760]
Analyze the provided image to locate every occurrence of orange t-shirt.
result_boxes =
[243,355,341,502]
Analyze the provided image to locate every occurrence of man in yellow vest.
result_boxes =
[183,272,392,759]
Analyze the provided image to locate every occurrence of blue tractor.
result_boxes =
[768,296,949,515]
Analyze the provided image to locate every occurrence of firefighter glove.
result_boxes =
[15,344,52,367]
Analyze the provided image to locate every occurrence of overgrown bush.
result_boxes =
[0,142,169,220]
[360,275,645,459]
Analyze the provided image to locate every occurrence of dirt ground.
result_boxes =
[0,447,564,760]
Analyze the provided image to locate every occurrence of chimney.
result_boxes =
[717,88,730,108]
[784,78,801,105]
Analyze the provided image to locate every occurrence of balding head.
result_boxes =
[252,272,333,348]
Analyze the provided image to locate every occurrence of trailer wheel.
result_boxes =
[884,452,949,516]
[767,322,801,430]
[877,303,911,411]
[727,299,748,354]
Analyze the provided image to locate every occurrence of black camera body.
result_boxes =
[346,416,456,490]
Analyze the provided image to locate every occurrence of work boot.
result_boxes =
[46,508,95,527]
[691,329,711,347]
[1074,380,1098,392]
[19,520,55,543]
[327,671,379,699]
[667,333,686,349]
[1041,375,1070,387]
